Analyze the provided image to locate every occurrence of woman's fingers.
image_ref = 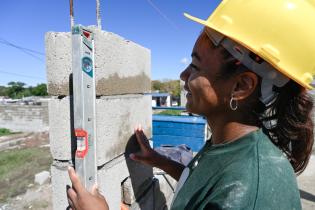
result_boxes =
[68,167,84,194]
[67,187,78,209]
[67,198,75,210]
[134,125,151,151]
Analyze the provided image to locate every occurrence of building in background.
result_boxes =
[151,92,171,107]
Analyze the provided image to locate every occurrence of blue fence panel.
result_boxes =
[152,115,207,152]
[153,125,204,138]
[152,106,186,110]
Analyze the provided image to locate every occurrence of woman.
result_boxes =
[67,0,315,209]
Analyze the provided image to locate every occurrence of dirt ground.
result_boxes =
[0,132,52,210]
[1,184,52,210]
[0,132,314,210]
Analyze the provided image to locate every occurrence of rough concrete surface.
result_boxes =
[97,155,129,210]
[45,27,151,96]
[48,95,152,165]
[50,165,71,210]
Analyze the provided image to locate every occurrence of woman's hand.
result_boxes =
[129,125,162,167]
[129,125,185,181]
[67,167,109,210]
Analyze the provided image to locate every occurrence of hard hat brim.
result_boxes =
[184,13,209,27]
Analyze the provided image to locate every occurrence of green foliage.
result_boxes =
[152,80,163,91]
[7,82,26,99]
[31,83,48,96]
[151,79,180,97]
[157,110,182,116]
[0,128,12,136]
[0,86,8,96]
[0,81,48,98]
[0,147,52,202]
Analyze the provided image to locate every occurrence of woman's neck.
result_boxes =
[208,120,259,145]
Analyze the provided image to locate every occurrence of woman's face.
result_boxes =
[180,32,232,117]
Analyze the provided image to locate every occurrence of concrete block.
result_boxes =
[48,98,72,161]
[34,170,50,185]
[97,155,130,210]
[45,27,151,96]
[51,164,72,210]
[48,94,152,165]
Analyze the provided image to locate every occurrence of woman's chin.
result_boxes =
[185,103,196,114]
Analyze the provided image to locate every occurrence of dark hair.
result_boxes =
[263,81,314,175]
[217,42,314,175]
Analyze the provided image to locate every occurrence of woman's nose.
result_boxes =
[180,66,190,82]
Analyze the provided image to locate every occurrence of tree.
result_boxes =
[7,81,26,99]
[152,79,180,97]
[31,83,48,96]
[3,82,48,99]
[152,80,162,91]
[0,86,8,96]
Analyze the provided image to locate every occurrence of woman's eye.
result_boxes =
[189,63,200,71]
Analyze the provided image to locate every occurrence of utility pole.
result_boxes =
[96,0,102,30]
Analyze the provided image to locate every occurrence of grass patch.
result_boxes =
[0,147,52,202]
[0,128,13,137]
[157,110,182,116]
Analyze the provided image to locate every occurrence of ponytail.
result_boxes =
[262,81,314,175]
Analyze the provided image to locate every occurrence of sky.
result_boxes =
[0,0,221,86]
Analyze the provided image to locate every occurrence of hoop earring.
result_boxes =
[229,97,238,111]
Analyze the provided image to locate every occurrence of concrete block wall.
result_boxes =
[0,104,49,132]
[46,27,175,210]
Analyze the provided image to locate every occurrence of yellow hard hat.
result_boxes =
[184,0,315,89]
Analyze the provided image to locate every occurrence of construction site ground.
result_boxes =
[0,132,314,210]
[0,132,52,210]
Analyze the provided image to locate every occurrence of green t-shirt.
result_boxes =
[170,129,301,210]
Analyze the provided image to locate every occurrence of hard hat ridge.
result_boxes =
[184,0,315,90]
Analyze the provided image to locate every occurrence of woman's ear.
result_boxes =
[231,71,258,100]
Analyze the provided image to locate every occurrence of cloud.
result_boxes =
[180,57,190,65]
